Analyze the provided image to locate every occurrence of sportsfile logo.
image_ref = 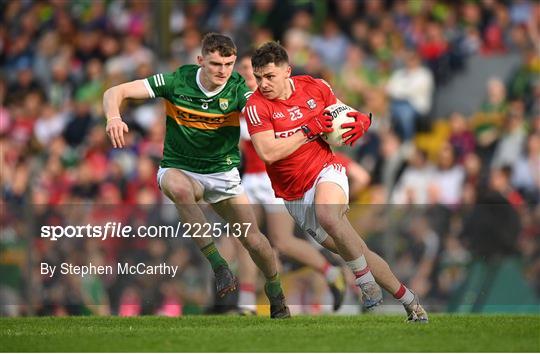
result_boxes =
[40,222,251,241]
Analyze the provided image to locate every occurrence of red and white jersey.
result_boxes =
[245,75,338,200]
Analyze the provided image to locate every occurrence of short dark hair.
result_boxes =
[201,33,237,56]
[251,42,289,69]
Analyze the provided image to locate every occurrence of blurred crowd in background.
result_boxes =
[1,0,539,316]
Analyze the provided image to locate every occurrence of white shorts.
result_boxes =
[157,167,244,204]
[243,172,286,213]
[284,163,349,244]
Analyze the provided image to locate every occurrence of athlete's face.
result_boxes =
[198,51,236,90]
[253,62,291,100]
[236,57,257,91]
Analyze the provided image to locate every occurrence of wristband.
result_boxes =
[301,125,311,136]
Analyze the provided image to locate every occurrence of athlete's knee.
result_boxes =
[238,230,267,254]
[316,205,345,238]
[164,183,196,204]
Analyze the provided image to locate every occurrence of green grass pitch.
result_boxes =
[1,314,539,352]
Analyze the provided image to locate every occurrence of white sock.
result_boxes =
[238,284,257,312]
[394,284,415,305]
[323,264,341,283]
[345,255,375,285]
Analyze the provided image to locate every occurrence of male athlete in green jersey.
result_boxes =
[103,33,290,318]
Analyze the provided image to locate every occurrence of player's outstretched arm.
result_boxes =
[102,80,150,148]
[250,130,308,165]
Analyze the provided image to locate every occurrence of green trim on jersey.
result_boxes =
[145,65,252,174]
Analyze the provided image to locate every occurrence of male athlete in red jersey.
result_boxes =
[236,54,347,313]
[245,42,428,322]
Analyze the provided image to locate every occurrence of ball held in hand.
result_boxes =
[322,103,357,147]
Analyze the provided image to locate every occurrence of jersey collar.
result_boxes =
[196,68,227,97]
[277,78,295,101]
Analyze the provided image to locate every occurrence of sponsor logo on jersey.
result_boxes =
[199,98,212,110]
[307,99,317,109]
[274,127,302,139]
[175,109,226,123]
[272,112,286,119]
[166,102,239,130]
[219,98,229,111]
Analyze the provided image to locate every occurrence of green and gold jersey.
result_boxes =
[144,64,252,173]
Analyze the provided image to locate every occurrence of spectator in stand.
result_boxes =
[463,152,484,191]
[448,112,476,165]
[430,143,465,206]
[437,226,471,299]
[334,45,380,110]
[406,214,440,298]
[282,27,312,73]
[417,21,450,84]
[311,19,350,72]
[33,103,67,147]
[372,131,409,201]
[491,100,528,169]
[392,147,435,205]
[512,133,540,204]
[6,59,44,107]
[508,49,540,112]
[461,188,522,261]
[490,166,525,207]
[47,56,76,111]
[481,77,508,113]
[386,50,434,141]
[329,0,361,37]
[125,155,160,205]
[474,77,509,166]
[62,96,95,148]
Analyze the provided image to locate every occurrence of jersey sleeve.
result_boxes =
[244,98,274,136]
[143,72,175,100]
[316,78,338,107]
[333,152,352,169]
[239,116,251,141]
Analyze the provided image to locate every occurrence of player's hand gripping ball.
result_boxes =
[322,103,372,147]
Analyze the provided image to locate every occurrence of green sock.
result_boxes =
[265,273,283,297]
[201,242,228,271]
